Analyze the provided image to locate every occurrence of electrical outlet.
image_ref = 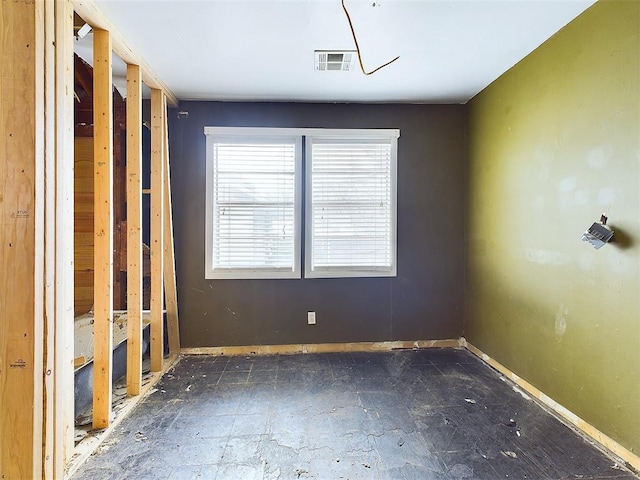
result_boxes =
[307,311,316,325]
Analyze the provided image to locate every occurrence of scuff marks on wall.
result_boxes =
[586,145,613,170]
[555,304,569,340]
[521,248,568,266]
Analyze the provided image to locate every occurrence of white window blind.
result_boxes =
[306,136,397,278]
[205,127,397,280]
[205,131,301,279]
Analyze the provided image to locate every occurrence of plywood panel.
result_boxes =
[74,137,94,315]
[0,1,42,477]
[92,28,114,430]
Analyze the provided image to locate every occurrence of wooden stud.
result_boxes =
[65,354,180,478]
[92,28,114,430]
[72,0,178,106]
[38,1,76,476]
[163,98,181,353]
[126,64,143,395]
[0,1,43,477]
[39,1,76,475]
[54,1,76,469]
[44,1,57,476]
[150,89,165,372]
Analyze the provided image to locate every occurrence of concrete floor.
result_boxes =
[72,348,637,479]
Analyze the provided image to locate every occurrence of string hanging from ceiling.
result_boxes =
[341,0,400,76]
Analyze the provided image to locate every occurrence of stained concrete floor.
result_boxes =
[72,348,638,480]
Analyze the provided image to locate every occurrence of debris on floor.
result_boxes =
[74,429,88,443]
[70,350,639,480]
[74,361,153,444]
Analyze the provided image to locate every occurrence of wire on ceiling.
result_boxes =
[341,0,400,76]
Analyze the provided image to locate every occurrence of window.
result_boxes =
[305,135,397,278]
[205,128,302,279]
[205,127,398,280]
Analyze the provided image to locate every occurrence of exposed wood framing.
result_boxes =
[112,92,127,310]
[74,53,93,98]
[44,1,57,476]
[92,28,114,429]
[464,341,640,472]
[65,354,180,478]
[72,0,178,106]
[0,1,44,477]
[51,1,75,474]
[150,89,166,372]
[2,1,177,476]
[74,137,95,315]
[43,0,75,475]
[181,339,464,356]
[73,76,129,315]
[164,110,181,354]
[126,64,144,395]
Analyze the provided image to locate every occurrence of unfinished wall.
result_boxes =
[170,102,467,347]
[74,137,94,315]
[467,0,639,455]
[1,1,40,476]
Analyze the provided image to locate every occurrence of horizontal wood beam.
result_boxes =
[72,0,178,107]
[181,339,465,356]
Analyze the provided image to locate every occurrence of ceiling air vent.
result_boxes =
[315,50,356,71]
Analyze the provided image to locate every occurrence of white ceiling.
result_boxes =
[86,0,596,104]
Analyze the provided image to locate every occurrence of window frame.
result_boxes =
[304,131,399,279]
[204,127,302,280]
[204,126,399,280]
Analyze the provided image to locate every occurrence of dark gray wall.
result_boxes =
[169,102,467,348]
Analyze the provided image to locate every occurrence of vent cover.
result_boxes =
[315,50,356,71]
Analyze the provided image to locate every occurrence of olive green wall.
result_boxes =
[467,0,639,455]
